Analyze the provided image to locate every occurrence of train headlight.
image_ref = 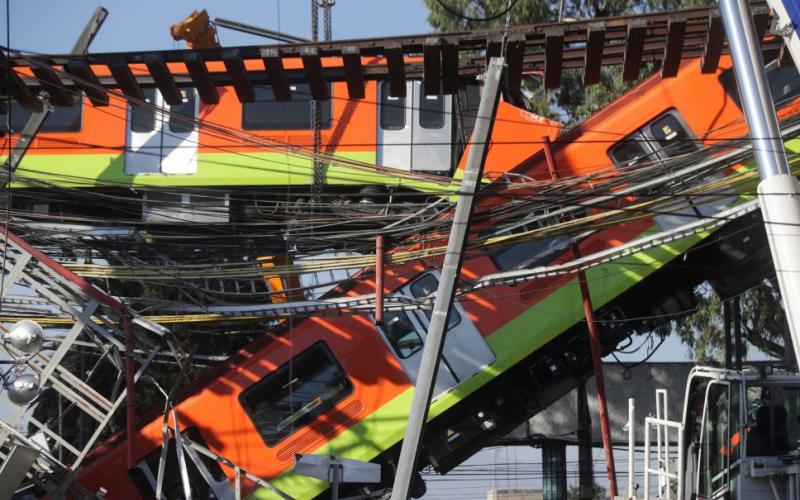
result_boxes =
[5,320,44,354]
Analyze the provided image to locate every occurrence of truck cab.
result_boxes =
[643,367,800,500]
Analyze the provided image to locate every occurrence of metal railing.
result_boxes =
[643,389,684,500]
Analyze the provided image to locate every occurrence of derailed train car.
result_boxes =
[57,54,800,499]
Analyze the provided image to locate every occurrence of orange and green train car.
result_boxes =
[4,56,561,224]
[70,55,800,499]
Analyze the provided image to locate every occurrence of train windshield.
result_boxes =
[745,383,800,456]
[608,110,699,168]
[239,342,353,446]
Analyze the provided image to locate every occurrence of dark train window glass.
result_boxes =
[0,101,82,133]
[169,89,196,133]
[648,113,698,158]
[491,235,569,273]
[609,134,652,167]
[409,274,461,330]
[240,342,353,446]
[419,92,445,129]
[131,88,157,133]
[382,310,423,359]
[127,428,225,500]
[242,84,331,130]
[767,66,800,103]
[380,82,405,130]
[719,64,800,108]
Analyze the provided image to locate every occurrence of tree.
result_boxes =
[424,0,713,125]
[676,279,791,366]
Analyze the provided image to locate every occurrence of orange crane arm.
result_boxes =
[170,10,220,49]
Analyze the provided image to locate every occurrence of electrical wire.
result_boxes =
[435,0,521,23]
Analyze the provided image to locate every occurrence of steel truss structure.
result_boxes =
[0,227,175,497]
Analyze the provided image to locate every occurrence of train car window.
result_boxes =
[169,89,196,133]
[380,82,405,130]
[382,310,424,358]
[419,92,445,129]
[648,113,698,158]
[490,235,570,272]
[127,428,226,500]
[409,274,461,329]
[240,342,353,446]
[719,63,800,108]
[0,101,82,133]
[242,84,331,131]
[609,133,652,167]
[767,66,800,103]
[131,88,157,133]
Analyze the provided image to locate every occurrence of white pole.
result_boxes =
[628,398,635,499]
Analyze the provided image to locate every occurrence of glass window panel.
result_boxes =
[419,91,445,129]
[490,236,569,273]
[409,274,461,330]
[169,89,196,133]
[0,101,81,133]
[242,84,331,130]
[239,343,353,446]
[648,113,698,158]
[131,88,157,133]
[380,82,405,130]
[746,384,800,456]
[382,310,423,359]
[719,63,800,108]
[609,135,652,167]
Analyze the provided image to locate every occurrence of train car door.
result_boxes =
[376,81,413,171]
[126,88,160,174]
[410,81,452,173]
[125,89,198,175]
[377,308,459,397]
[377,82,452,173]
[376,271,495,397]
[161,89,199,174]
[404,272,495,381]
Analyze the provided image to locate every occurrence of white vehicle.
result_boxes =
[636,367,800,500]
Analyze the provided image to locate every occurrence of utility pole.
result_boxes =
[390,57,504,500]
[719,0,800,367]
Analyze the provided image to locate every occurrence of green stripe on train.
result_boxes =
[7,151,461,193]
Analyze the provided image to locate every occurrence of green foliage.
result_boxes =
[676,279,790,365]
[424,0,713,125]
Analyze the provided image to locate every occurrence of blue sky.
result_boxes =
[1,0,432,54]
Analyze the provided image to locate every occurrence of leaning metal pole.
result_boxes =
[719,0,800,365]
[390,58,504,500]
